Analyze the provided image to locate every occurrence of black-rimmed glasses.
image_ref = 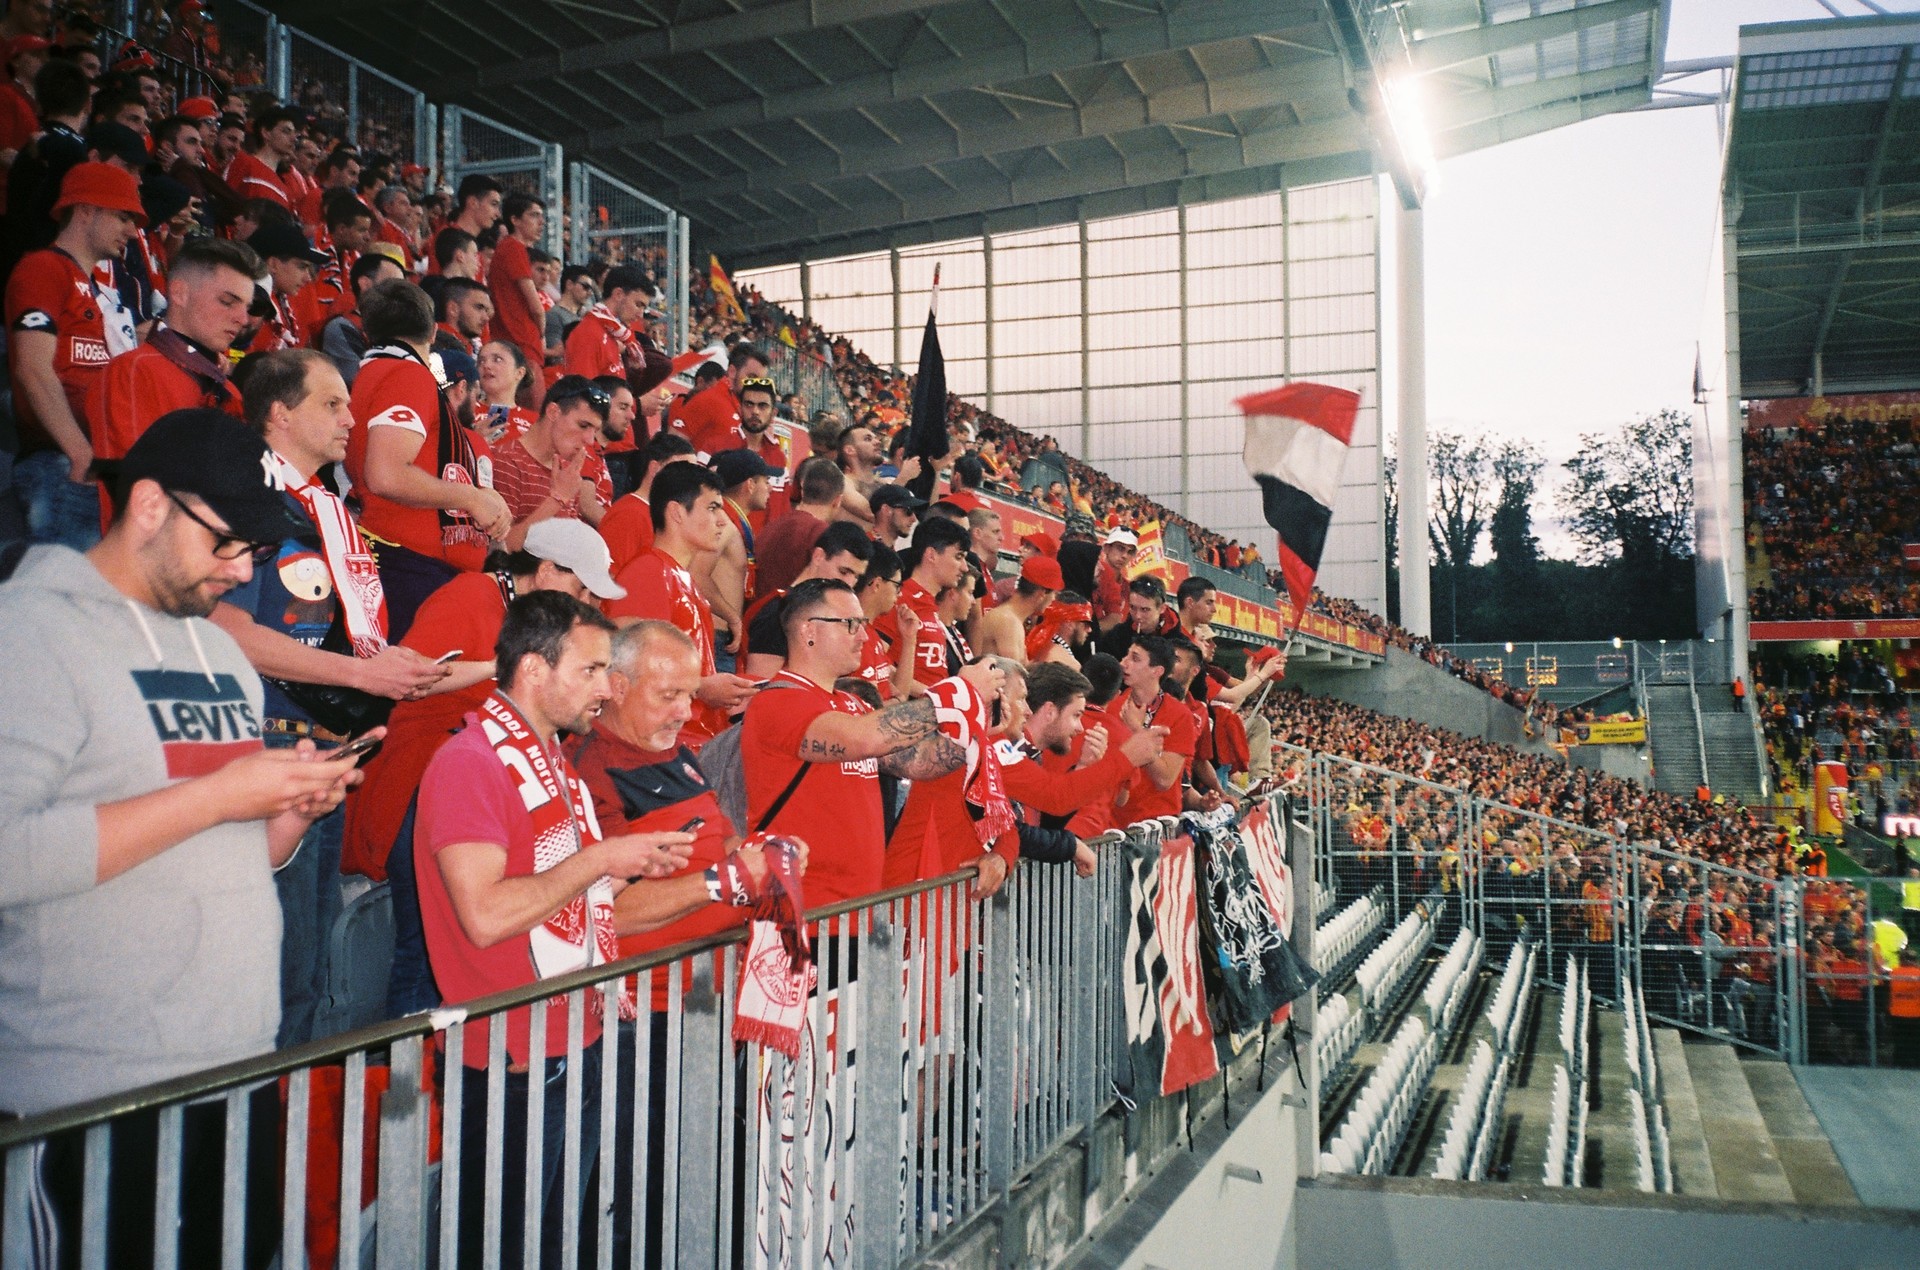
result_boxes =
[165,491,279,564]
[807,616,870,634]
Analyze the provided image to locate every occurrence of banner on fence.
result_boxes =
[1560,720,1647,746]
[1123,831,1218,1097]
[1191,814,1315,1036]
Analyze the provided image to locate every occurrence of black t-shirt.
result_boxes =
[746,591,789,661]
[1058,539,1099,599]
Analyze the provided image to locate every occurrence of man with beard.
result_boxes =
[414,591,692,1269]
[0,408,365,1265]
[669,341,767,458]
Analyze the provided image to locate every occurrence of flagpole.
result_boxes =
[930,261,941,318]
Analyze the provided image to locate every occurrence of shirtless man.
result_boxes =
[975,554,1061,662]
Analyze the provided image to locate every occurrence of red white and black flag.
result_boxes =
[1237,382,1361,621]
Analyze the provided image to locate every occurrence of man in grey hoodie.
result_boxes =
[0,408,367,1267]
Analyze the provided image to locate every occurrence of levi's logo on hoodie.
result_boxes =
[132,669,263,778]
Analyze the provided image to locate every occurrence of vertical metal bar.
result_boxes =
[560,991,586,1269]
[677,215,692,357]
[78,1123,108,1270]
[680,950,726,1269]
[981,887,1015,1200]
[153,1103,183,1270]
[484,1015,507,1270]
[523,999,548,1270]
[569,164,587,265]
[220,1087,250,1270]
[3,1145,36,1270]
[854,906,904,1270]
[630,994,655,1270]
[282,1067,308,1270]
[940,887,961,1235]
[438,1024,465,1270]
[905,892,929,1248]
[376,1037,428,1270]
[347,62,360,153]
[803,920,831,1268]
[595,983,618,1270]
[832,916,856,1257]
[716,946,739,1269]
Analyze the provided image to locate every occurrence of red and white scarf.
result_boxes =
[733,836,814,1058]
[581,303,638,361]
[927,675,1017,847]
[476,692,618,982]
[269,451,389,657]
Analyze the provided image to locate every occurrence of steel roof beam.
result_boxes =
[1807,45,1912,381]
[563,1,1328,153]
[1409,0,1655,76]
[700,114,1365,251]
[668,62,1341,202]
[437,0,967,92]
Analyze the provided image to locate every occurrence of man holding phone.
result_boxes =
[212,349,451,1045]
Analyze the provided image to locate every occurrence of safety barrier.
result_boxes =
[0,794,1309,1270]
[568,163,688,354]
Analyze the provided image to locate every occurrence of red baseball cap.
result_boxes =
[1020,554,1065,590]
[176,96,221,121]
[1020,530,1060,557]
[53,162,148,226]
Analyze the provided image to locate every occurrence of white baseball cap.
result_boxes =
[1104,527,1139,548]
[524,519,626,600]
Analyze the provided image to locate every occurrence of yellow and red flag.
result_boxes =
[1126,520,1170,582]
[708,254,746,324]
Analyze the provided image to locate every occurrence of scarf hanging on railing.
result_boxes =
[734,836,814,1057]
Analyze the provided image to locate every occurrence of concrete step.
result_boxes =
[1741,1059,1861,1207]
[1652,1028,1718,1197]
[1681,1039,1798,1203]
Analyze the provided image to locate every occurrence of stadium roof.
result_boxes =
[1727,14,1920,399]
[269,0,1669,266]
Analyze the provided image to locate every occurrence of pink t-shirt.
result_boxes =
[415,720,607,1067]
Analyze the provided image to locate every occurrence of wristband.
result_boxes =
[703,864,724,904]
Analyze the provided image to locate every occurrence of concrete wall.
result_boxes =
[1568,743,1651,785]
[1294,1175,1920,1270]
[1287,648,1560,758]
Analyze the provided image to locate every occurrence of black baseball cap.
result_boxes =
[247,222,330,267]
[120,409,317,547]
[869,484,928,513]
[711,447,780,489]
[87,122,149,170]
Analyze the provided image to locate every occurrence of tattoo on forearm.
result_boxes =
[801,737,850,761]
[874,697,937,748]
[881,733,966,780]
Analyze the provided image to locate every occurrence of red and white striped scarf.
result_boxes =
[476,692,619,982]
[927,675,1016,847]
[269,451,389,657]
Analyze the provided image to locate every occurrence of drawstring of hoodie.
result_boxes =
[125,600,221,688]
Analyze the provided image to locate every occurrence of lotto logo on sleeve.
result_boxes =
[132,668,263,778]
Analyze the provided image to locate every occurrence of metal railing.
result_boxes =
[568,165,687,356]
[0,795,1308,1269]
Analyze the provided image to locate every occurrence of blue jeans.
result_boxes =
[11,450,101,552]
[265,731,345,1048]
[384,796,442,1019]
[457,1042,602,1270]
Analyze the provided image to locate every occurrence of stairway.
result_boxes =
[1677,1038,1859,1206]
[1701,709,1766,802]
[1644,685,1705,796]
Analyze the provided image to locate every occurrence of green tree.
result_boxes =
[1427,429,1490,568]
[1559,408,1696,637]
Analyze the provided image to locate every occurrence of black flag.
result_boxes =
[904,303,947,506]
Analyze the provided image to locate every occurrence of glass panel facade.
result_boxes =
[739,177,1386,611]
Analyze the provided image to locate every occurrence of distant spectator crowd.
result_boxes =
[1746,415,1920,621]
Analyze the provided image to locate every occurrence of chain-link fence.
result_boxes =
[1470,800,1626,1006]
[567,163,682,351]
[441,106,565,257]
[276,27,433,167]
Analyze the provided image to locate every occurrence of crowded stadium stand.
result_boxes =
[10,3,1920,1269]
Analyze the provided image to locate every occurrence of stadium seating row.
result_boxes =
[1313,887,1385,977]
[1356,903,1439,1016]
[1421,927,1482,1040]
[1545,955,1593,1188]
[1315,991,1365,1085]
[1622,986,1675,1193]
[1484,940,1537,1055]
[1321,1014,1438,1177]
[1431,1039,1511,1183]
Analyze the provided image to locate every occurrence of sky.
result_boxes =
[1421,0,1918,557]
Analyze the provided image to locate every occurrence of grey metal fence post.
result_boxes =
[269,22,289,101]
[374,1035,429,1270]
[544,144,566,258]
[980,887,1017,1201]
[852,908,906,1270]
[567,164,587,265]
[1291,793,1321,1179]
[346,62,360,152]
[1070,868,1101,1131]
[418,99,436,174]
[677,953,723,1267]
